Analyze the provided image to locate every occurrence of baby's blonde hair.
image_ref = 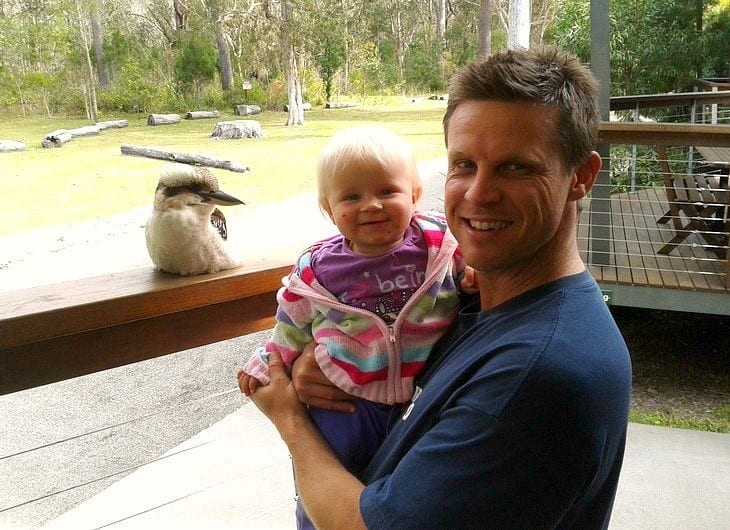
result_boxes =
[317,125,421,214]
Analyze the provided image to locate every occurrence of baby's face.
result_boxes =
[325,161,418,256]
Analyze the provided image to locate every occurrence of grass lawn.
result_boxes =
[0,100,449,236]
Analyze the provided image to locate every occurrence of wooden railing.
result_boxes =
[2,122,729,395]
[0,263,290,394]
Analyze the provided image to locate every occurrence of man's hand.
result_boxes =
[236,370,263,396]
[249,351,308,427]
[291,342,357,413]
[460,266,479,294]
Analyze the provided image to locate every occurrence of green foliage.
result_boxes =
[173,30,219,91]
[404,30,445,93]
[313,31,346,103]
[551,0,730,96]
[98,61,177,113]
[630,409,730,433]
[609,145,665,194]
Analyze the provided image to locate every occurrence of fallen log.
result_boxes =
[69,125,101,137]
[234,104,261,116]
[325,102,362,109]
[41,129,73,148]
[210,120,264,140]
[96,119,128,129]
[120,144,250,173]
[147,113,181,126]
[185,110,221,120]
[0,140,25,152]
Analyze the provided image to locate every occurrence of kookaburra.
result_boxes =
[145,163,244,275]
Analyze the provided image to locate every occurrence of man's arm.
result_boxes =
[290,341,357,413]
[250,351,366,530]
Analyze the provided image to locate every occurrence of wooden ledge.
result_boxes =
[0,262,292,395]
[599,122,730,147]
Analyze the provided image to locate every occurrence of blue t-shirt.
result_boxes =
[360,271,632,529]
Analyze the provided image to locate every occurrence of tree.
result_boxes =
[203,0,235,91]
[478,0,493,57]
[550,0,729,97]
[278,0,304,125]
[90,0,110,88]
[315,29,346,103]
[507,0,530,49]
[72,0,99,121]
[174,28,218,99]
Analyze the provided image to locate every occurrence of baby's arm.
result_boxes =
[239,281,318,388]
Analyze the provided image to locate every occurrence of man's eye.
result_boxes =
[501,162,531,176]
[455,160,476,170]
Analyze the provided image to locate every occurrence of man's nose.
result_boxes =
[464,168,501,203]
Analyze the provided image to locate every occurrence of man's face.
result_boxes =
[444,99,575,275]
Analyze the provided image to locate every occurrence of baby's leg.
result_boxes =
[308,399,394,474]
[295,399,393,529]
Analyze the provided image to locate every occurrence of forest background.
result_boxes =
[1,0,729,125]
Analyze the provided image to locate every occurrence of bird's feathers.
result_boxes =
[145,163,243,275]
[211,208,228,240]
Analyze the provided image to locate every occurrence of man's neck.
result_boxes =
[477,244,585,311]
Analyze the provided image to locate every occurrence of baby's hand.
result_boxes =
[237,369,263,397]
[460,266,479,294]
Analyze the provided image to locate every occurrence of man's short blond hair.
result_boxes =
[317,125,421,213]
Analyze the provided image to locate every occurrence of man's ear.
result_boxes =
[568,151,601,201]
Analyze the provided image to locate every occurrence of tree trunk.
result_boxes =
[508,0,531,50]
[75,0,98,122]
[214,20,234,91]
[281,0,304,126]
[434,0,446,50]
[174,0,189,31]
[478,0,493,57]
[90,3,110,89]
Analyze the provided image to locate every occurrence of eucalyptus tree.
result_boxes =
[202,0,234,90]
[70,0,99,121]
[272,0,305,125]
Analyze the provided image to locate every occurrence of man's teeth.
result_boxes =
[469,220,510,230]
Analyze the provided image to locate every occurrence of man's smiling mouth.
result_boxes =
[469,219,511,231]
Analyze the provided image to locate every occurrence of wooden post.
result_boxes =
[589,0,612,266]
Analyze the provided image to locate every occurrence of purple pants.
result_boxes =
[295,399,394,529]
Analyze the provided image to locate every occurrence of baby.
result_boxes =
[238,125,473,529]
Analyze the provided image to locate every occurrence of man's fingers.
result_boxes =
[267,350,286,370]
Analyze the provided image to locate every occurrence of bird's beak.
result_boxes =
[200,190,245,206]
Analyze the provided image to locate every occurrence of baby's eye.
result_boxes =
[379,189,395,196]
[344,194,360,201]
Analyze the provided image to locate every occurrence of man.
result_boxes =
[246,47,632,529]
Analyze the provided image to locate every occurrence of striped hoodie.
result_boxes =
[243,212,464,405]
